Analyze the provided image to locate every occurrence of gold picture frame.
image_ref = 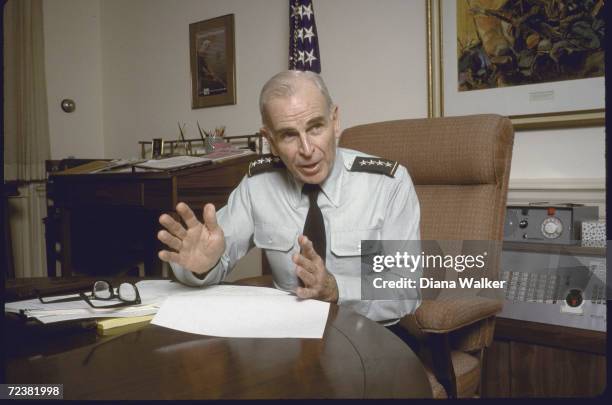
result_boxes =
[189,14,236,109]
[426,0,605,131]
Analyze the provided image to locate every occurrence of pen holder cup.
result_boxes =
[204,136,223,154]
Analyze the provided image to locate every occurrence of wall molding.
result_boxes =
[509,178,605,190]
[508,178,606,219]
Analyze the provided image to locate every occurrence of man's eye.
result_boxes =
[280,133,298,141]
[309,124,323,134]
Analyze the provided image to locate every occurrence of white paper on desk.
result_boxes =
[151,286,330,339]
[134,279,207,300]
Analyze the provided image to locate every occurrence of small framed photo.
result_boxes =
[151,138,164,159]
[189,14,236,109]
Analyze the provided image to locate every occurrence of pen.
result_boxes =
[177,122,186,142]
[197,121,206,142]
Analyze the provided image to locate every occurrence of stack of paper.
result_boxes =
[5,282,331,339]
[4,280,196,324]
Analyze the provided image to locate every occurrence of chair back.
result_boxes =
[339,114,514,242]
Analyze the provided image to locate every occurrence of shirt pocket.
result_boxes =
[330,227,382,257]
[253,223,297,251]
[254,223,299,291]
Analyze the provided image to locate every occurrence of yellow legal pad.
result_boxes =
[96,315,155,336]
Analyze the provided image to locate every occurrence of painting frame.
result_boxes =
[426,0,605,131]
[189,14,236,109]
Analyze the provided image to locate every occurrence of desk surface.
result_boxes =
[5,277,432,399]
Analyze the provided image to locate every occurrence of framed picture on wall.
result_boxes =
[189,14,236,109]
[426,0,605,130]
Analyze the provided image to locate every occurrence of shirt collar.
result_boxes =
[287,148,345,209]
[319,149,343,207]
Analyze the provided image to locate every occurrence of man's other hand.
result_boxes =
[157,202,225,275]
[293,235,339,303]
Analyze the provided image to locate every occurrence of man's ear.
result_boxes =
[331,105,341,141]
[260,126,278,156]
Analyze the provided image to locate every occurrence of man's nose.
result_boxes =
[298,133,313,156]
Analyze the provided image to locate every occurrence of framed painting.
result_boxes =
[189,14,236,109]
[426,0,605,130]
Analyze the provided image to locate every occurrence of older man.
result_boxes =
[157,70,421,323]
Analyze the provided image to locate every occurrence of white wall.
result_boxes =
[100,0,287,158]
[314,0,428,127]
[41,0,605,181]
[511,126,605,180]
[41,0,606,217]
[96,0,425,158]
[509,125,606,218]
[43,0,104,159]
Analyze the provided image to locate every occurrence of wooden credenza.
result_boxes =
[45,155,252,277]
[483,318,606,397]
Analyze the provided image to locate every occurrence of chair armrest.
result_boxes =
[408,297,502,334]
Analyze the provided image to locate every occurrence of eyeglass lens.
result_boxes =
[93,281,112,299]
[118,283,138,302]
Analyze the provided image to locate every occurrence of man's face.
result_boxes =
[262,81,340,185]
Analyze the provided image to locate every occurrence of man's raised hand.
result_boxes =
[157,202,225,275]
[293,235,339,303]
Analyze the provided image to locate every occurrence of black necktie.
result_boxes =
[302,184,326,263]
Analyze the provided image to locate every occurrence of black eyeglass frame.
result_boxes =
[37,280,141,309]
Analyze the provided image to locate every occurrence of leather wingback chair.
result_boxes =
[339,114,514,398]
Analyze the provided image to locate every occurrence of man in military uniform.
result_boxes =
[157,70,421,323]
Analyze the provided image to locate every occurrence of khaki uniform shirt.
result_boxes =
[170,147,421,322]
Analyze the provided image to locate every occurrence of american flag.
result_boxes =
[289,0,321,73]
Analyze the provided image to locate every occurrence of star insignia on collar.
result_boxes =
[350,156,399,178]
[248,155,285,177]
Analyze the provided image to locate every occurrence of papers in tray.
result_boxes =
[133,155,211,171]
[203,148,255,162]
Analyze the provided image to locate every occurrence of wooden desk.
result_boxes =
[46,156,252,277]
[4,276,432,399]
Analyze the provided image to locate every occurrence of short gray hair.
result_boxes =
[259,70,334,125]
